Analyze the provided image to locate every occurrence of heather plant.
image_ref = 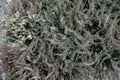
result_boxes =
[2,0,120,80]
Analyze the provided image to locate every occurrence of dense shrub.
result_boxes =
[2,0,120,80]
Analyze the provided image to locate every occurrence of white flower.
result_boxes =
[27,34,32,40]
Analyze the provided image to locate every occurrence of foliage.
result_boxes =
[2,0,120,80]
